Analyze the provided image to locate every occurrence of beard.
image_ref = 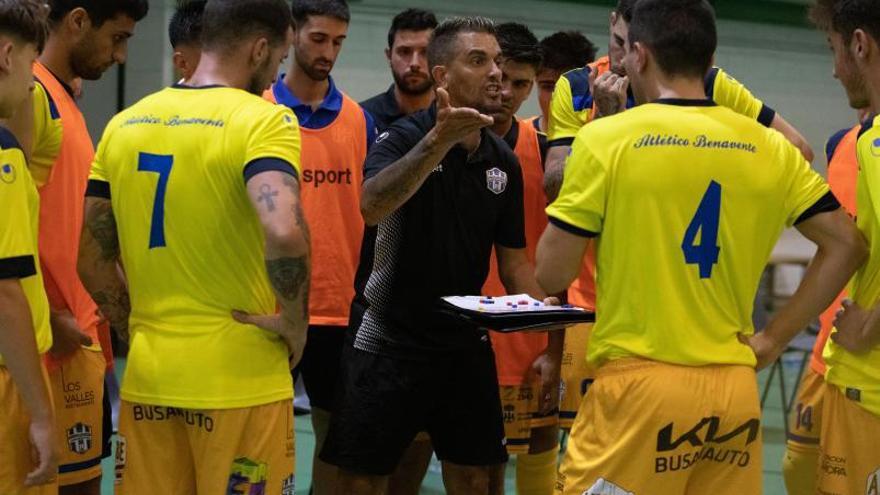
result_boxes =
[70,40,110,81]
[296,52,332,82]
[392,70,433,96]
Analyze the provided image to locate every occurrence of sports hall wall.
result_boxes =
[78,0,849,173]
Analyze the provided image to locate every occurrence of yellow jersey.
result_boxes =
[824,113,880,417]
[547,56,776,145]
[547,99,832,368]
[0,127,51,365]
[89,85,302,409]
[29,77,63,187]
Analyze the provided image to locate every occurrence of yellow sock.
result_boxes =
[782,442,820,495]
[516,448,558,495]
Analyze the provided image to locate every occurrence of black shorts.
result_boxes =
[320,342,509,475]
[292,325,347,412]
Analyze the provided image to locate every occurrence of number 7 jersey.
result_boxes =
[547,99,833,369]
[88,85,302,409]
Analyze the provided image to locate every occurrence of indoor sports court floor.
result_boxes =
[98,354,805,494]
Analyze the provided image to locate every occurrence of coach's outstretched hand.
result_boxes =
[232,311,307,369]
[432,87,494,146]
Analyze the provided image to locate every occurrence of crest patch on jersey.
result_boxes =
[486,167,507,195]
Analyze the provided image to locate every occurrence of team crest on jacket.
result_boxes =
[486,167,507,195]
[67,422,92,454]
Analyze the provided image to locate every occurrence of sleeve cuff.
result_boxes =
[0,255,36,280]
[495,238,527,250]
[548,137,575,148]
[757,104,776,128]
[794,191,841,225]
[243,158,300,183]
[85,179,111,199]
[548,216,598,238]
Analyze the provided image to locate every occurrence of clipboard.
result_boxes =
[439,295,595,333]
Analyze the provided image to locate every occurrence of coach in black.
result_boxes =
[322,17,557,495]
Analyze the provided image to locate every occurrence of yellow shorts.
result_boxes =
[786,368,824,451]
[115,399,295,495]
[559,323,595,429]
[556,359,762,495]
[500,383,559,455]
[0,364,57,495]
[817,383,880,495]
[49,347,107,485]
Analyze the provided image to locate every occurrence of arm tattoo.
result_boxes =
[281,174,310,240]
[85,200,121,262]
[544,166,564,201]
[92,287,131,342]
[266,256,310,315]
[258,183,279,212]
[362,136,446,223]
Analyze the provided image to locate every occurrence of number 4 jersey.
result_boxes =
[547,99,835,369]
[87,85,302,409]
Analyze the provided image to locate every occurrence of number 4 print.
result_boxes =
[137,152,173,249]
[681,180,721,279]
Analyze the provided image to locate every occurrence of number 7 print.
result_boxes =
[137,152,174,249]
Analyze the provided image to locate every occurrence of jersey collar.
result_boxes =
[653,98,717,107]
[271,75,343,127]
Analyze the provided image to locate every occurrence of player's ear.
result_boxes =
[431,65,448,90]
[172,51,187,77]
[251,37,270,68]
[633,42,648,74]
[67,7,91,39]
[851,28,873,62]
[385,47,392,63]
[0,39,12,75]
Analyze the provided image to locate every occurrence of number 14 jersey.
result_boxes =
[88,85,302,409]
[547,99,833,369]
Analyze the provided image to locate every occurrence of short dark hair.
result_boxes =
[47,0,148,28]
[539,31,596,73]
[201,0,292,52]
[427,16,496,70]
[169,0,206,48]
[810,0,880,44]
[0,0,49,52]
[387,8,437,49]
[291,0,349,28]
[496,22,542,70]
[628,0,716,79]
[615,0,639,23]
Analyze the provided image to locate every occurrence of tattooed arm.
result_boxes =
[360,88,493,226]
[233,170,311,367]
[78,197,131,342]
